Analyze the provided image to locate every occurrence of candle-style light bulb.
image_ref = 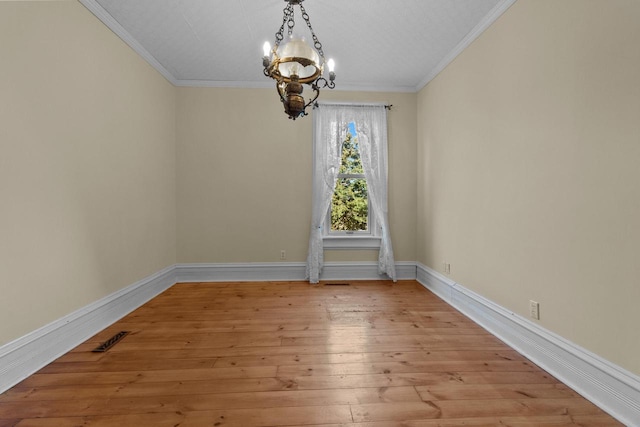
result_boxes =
[327,58,336,82]
[263,41,271,57]
[327,58,335,73]
[290,62,300,77]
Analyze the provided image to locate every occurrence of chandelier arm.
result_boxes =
[264,57,281,79]
[276,80,286,103]
[303,83,321,113]
[314,76,335,90]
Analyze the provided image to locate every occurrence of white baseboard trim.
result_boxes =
[9,261,636,425]
[0,266,176,394]
[321,261,417,281]
[175,262,307,282]
[175,261,417,283]
[416,263,640,427]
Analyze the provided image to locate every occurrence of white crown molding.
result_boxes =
[175,79,417,93]
[0,266,175,394]
[175,80,275,89]
[79,0,511,93]
[416,263,640,426]
[415,0,518,91]
[77,0,422,94]
[330,84,418,94]
[79,0,178,86]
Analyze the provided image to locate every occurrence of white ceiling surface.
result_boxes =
[80,0,516,92]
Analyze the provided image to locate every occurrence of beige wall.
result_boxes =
[177,88,416,264]
[0,2,177,345]
[417,0,640,374]
[6,0,636,382]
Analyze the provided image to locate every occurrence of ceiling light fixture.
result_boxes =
[262,0,335,120]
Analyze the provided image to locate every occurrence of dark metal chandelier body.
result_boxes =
[263,0,335,120]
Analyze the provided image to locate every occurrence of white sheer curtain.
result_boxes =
[355,106,396,281]
[306,103,396,283]
[305,106,344,283]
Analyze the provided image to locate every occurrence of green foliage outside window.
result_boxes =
[331,131,368,231]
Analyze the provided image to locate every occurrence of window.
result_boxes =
[323,122,379,248]
[307,103,396,283]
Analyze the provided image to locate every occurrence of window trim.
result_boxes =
[323,234,381,250]
[321,123,380,249]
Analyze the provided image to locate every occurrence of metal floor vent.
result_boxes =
[325,283,351,286]
[92,331,130,353]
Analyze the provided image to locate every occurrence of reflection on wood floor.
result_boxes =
[0,280,623,426]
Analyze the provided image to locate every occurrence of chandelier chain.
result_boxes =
[298,3,325,59]
[273,1,325,61]
[275,3,295,46]
[287,7,295,35]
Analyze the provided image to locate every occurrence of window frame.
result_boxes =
[321,125,381,250]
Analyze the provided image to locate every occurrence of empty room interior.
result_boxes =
[1,0,639,425]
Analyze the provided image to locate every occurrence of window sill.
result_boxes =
[323,236,381,250]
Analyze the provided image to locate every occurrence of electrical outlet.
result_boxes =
[443,262,451,274]
[529,300,540,320]
[280,250,286,260]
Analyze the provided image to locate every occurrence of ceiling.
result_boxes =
[80,0,516,92]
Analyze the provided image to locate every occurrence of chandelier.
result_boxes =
[262,0,335,120]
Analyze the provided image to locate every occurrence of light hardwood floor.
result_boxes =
[0,280,624,426]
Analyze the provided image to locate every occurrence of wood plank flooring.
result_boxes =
[0,280,623,426]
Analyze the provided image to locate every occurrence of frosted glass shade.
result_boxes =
[277,35,321,81]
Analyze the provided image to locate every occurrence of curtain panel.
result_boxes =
[305,103,396,283]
